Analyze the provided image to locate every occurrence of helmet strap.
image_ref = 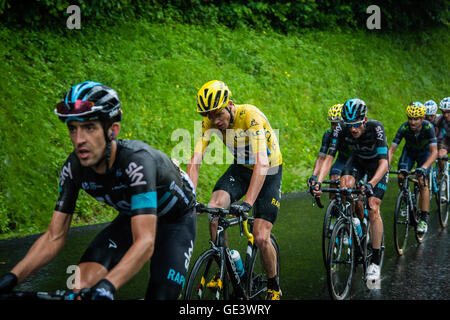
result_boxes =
[225,105,234,126]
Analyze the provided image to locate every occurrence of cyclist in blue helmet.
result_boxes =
[0,81,197,300]
[312,98,388,285]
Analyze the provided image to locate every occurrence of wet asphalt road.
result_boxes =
[0,180,448,300]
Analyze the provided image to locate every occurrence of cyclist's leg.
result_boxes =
[329,154,346,198]
[209,164,249,242]
[367,172,388,266]
[252,165,282,295]
[76,214,133,290]
[416,150,431,224]
[340,157,364,221]
[146,209,196,300]
[398,147,415,188]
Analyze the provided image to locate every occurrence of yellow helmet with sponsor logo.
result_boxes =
[197,80,232,115]
[327,104,343,122]
[406,101,426,118]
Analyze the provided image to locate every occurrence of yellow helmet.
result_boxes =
[327,104,343,122]
[197,80,232,115]
[406,101,426,118]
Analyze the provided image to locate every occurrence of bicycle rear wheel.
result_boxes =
[327,219,354,300]
[246,234,280,300]
[322,199,338,269]
[184,249,229,300]
[436,174,449,228]
[394,190,409,255]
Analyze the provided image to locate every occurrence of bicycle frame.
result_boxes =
[198,206,254,300]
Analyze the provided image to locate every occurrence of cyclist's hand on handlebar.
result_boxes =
[307,175,317,187]
[415,167,426,178]
[310,181,322,197]
[0,272,18,294]
[362,183,374,197]
[195,202,207,215]
[230,202,252,217]
[83,279,115,300]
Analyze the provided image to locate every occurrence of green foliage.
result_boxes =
[0,0,448,31]
[0,19,448,237]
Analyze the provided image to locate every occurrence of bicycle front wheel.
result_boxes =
[322,198,338,269]
[436,175,449,228]
[394,190,409,256]
[327,219,354,300]
[246,234,280,300]
[184,249,229,300]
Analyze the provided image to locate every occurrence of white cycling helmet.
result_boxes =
[424,100,438,115]
[439,97,450,111]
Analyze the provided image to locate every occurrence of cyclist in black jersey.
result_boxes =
[312,98,388,284]
[435,97,450,178]
[388,102,437,233]
[308,104,351,189]
[0,82,196,300]
[424,100,440,136]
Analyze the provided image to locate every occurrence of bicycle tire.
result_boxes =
[327,219,354,300]
[322,198,338,269]
[394,190,410,256]
[245,234,280,300]
[436,174,449,228]
[184,249,229,300]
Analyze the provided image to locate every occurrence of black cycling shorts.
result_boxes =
[79,210,196,300]
[212,164,282,224]
[342,156,388,200]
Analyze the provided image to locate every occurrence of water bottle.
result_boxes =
[352,217,363,238]
[230,250,245,277]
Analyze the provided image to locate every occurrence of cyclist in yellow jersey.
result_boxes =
[188,80,282,300]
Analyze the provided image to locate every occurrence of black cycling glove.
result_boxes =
[230,202,252,216]
[0,272,18,294]
[84,279,116,300]
[363,183,374,198]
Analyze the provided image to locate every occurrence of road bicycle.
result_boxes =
[184,203,280,300]
[436,156,449,228]
[317,187,384,300]
[312,179,340,268]
[390,169,427,255]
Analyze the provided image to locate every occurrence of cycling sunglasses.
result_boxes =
[55,100,101,117]
[344,120,365,128]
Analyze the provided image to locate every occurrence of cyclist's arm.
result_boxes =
[104,214,156,290]
[244,150,269,206]
[10,211,72,284]
[317,154,335,183]
[422,144,438,170]
[312,155,326,177]
[368,123,389,187]
[188,119,212,190]
[388,144,398,167]
[187,151,203,190]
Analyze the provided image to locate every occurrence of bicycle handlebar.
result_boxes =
[195,203,253,240]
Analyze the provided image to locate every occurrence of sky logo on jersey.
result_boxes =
[59,162,73,186]
[125,162,147,187]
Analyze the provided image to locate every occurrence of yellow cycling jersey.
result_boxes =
[194,104,282,169]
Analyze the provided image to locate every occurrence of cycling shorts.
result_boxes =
[79,210,196,300]
[398,147,431,176]
[212,164,282,224]
[342,156,388,200]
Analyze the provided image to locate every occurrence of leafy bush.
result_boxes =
[0,0,448,31]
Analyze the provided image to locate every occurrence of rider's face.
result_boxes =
[208,107,231,130]
[443,111,450,122]
[407,117,424,132]
[67,120,107,167]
